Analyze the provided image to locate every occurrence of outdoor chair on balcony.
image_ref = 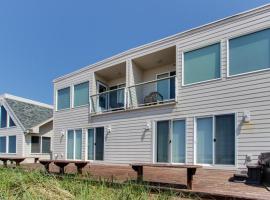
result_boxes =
[144,92,163,105]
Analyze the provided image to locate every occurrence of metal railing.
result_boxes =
[127,76,176,109]
[90,87,126,114]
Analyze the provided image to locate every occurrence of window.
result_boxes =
[31,136,40,153]
[57,87,70,110]
[67,129,82,160]
[9,117,16,127]
[229,28,270,76]
[8,136,16,153]
[156,120,186,163]
[42,137,51,153]
[74,81,89,107]
[196,114,235,165]
[0,106,16,128]
[31,136,51,153]
[0,136,6,153]
[0,106,7,128]
[184,43,220,85]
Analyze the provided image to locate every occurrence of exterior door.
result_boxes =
[156,120,186,163]
[196,114,235,165]
[67,129,82,160]
[97,81,108,111]
[87,127,104,161]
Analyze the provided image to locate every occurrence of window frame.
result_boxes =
[152,118,187,165]
[85,126,105,162]
[181,41,222,87]
[30,136,51,154]
[227,27,270,78]
[73,81,90,108]
[65,129,83,160]
[0,105,16,129]
[56,86,71,111]
[0,135,16,154]
[193,112,237,168]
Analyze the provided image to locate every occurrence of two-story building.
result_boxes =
[52,4,270,169]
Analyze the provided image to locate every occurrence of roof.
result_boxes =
[53,3,270,83]
[1,94,53,131]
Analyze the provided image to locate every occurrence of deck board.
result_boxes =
[22,163,270,200]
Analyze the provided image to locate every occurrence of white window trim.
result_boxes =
[30,136,51,154]
[181,41,222,87]
[56,86,71,112]
[226,27,270,78]
[153,118,187,165]
[193,112,237,168]
[85,127,105,162]
[0,135,17,154]
[65,129,83,161]
[73,81,90,109]
[0,106,17,129]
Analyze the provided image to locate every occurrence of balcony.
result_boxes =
[90,87,126,114]
[90,46,176,115]
[128,75,176,109]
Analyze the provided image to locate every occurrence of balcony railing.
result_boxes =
[127,76,176,109]
[90,87,126,114]
[90,76,176,114]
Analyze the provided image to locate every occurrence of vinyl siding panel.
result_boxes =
[53,6,270,168]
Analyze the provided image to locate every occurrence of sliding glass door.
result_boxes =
[196,114,235,165]
[67,129,82,160]
[156,120,186,163]
[156,121,170,162]
[87,127,104,161]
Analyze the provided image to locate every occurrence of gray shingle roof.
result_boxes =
[5,98,53,130]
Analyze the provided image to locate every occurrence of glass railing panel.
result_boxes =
[90,88,126,114]
[128,76,176,108]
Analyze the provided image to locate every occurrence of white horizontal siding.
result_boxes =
[53,6,270,168]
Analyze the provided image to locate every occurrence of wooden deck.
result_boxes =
[22,163,270,200]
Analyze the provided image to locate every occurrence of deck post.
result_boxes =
[187,168,196,190]
[132,165,143,182]
[3,160,7,167]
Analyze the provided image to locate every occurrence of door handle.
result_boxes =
[213,138,216,142]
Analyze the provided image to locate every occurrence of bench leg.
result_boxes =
[15,161,20,167]
[132,166,143,182]
[45,163,50,173]
[59,166,65,175]
[187,168,196,190]
[3,160,7,168]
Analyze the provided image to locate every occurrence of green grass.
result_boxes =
[0,167,199,200]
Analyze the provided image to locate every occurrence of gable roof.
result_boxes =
[0,94,53,131]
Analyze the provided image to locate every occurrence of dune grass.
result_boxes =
[0,167,199,200]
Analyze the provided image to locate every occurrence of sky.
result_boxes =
[0,0,269,104]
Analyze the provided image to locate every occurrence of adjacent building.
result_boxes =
[0,94,53,162]
[52,4,270,169]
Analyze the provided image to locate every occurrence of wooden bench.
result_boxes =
[0,157,25,167]
[39,159,89,174]
[131,163,202,190]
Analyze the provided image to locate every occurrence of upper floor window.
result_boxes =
[57,87,70,110]
[229,28,270,76]
[74,81,89,107]
[0,106,16,128]
[183,43,221,85]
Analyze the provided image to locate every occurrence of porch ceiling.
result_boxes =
[132,46,176,70]
[95,62,126,81]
